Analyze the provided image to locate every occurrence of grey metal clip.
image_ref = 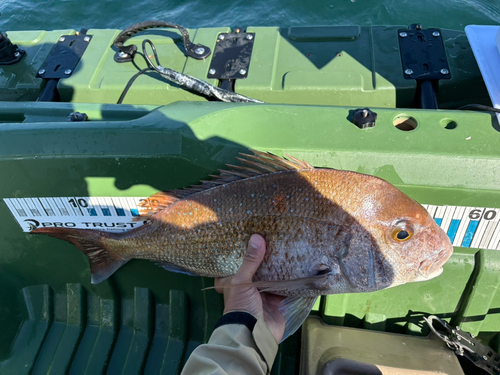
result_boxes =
[424,315,500,375]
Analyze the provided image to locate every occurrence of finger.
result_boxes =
[214,277,225,294]
[235,234,266,282]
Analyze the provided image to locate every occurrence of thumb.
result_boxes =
[236,234,266,282]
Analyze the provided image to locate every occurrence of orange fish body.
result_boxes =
[33,152,453,340]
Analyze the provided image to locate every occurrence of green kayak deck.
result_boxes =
[0,24,499,374]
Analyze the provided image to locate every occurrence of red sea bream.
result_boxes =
[33,151,453,340]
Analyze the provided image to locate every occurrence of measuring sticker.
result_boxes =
[4,197,148,232]
[3,198,500,249]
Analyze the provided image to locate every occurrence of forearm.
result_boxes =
[181,311,279,375]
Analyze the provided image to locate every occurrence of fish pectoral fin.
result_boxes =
[154,261,199,276]
[279,296,318,342]
[208,271,333,293]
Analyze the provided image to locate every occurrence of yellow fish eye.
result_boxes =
[392,223,413,241]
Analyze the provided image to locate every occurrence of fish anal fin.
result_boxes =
[31,227,128,284]
[279,296,318,342]
[154,261,199,276]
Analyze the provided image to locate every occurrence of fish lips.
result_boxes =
[415,247,453,281]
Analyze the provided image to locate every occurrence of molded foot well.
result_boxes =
[0,284,188,375]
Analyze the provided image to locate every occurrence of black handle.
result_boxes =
[113,20,211,60]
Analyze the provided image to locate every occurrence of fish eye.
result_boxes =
[391,222,414,242]
[397,230,410,240]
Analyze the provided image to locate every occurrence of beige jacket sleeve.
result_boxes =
[181,311,279,375]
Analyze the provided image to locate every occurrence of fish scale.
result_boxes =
[32,151,453,341]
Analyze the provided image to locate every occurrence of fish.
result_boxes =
[32,151,453,341]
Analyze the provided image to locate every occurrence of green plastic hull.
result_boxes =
[0,24,499,374]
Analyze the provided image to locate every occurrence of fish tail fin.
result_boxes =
[32,227,128,284]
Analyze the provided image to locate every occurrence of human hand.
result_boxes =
[215,234,286,343]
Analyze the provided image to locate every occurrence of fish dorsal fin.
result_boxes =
[137,151,314,219]
[136,192,180,219]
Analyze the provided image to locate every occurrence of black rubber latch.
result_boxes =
[66,112,88,122]
[0,32,26,65]
[351,108,377,129]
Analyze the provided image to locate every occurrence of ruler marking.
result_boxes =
[101,197,113,217]
[72,197,84,216]
[441,206,455,233]
[58,197,71,216]
[22,199,35,216]
[16,200,29,217]
[127,197,141,217]
[447,206,465,243]
[115,197,128,217]
[10,199,26,217]
[86,197,99,217]
[51,198,65,216]
[94,197,105,216]
[31,198,47,216]
[76,197,90,217]
[480,209,499,249]
[106,197,119,217]
[434,205,446,226]
[447,219,461,243]
[453,207,469,247]
[462,219,480,247]
[425,205,437,218]
[4,199,22,218]
[29,198,43,217]
[16,199,29,217]
[123,197,133,216]
[39,198,55,216]
[52,198,66,216]
[488,219,500,250]
[4,198,500,245]
[471,211,491,249]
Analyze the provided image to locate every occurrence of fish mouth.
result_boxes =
[416,247,453,281]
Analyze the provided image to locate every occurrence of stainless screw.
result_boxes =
[64,69,72,75]
[14,51,20,57]
[195,47,205,55]
[399,32,407,38]
[84,36,91,42]
[118,51,129,58]
[209,68,216,75]
[432,31,440,37]
[38,69,45,75]
[239,68,247,75]
[483,355,489,360]
[218,34,225,40]
[59,37,65,42]
[441,68,449,74]
[405,69,413,75]
[245,34,253,40]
